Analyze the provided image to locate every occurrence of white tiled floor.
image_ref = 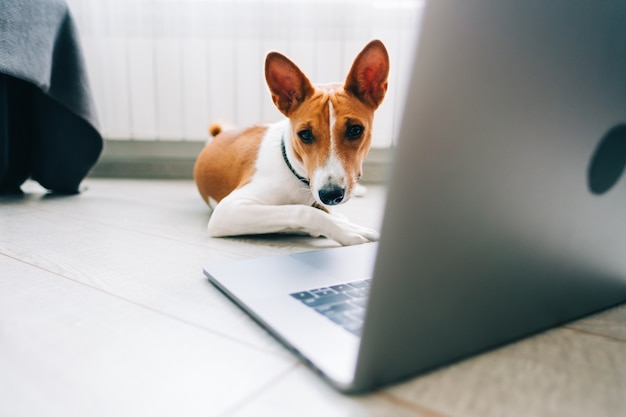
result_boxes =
[1,179,625,417]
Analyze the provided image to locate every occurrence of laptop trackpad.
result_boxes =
[290,242,378,280]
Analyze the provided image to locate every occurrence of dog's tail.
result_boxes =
[208,121,237,138]
[208,123,223,137]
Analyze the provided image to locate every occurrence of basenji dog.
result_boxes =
[194,40,389,246]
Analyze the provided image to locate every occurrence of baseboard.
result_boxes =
[90,139,393,184]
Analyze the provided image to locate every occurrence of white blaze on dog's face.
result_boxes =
[265,40,389,207]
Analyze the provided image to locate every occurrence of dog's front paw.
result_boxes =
[330,218,380,246]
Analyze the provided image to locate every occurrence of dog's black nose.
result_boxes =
[319,186,345,205]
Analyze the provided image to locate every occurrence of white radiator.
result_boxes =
[67,0,423,147]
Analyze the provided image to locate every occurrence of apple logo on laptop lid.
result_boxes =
[588,124,626,195]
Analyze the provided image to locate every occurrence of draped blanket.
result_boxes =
[0,0,102,193]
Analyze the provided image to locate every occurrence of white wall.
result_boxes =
[67,0,424,147]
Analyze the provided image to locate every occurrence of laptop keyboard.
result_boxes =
[290,279,371,336]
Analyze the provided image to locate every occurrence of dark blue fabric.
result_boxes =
[0,0,102,193]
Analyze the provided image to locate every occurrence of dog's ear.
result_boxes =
[344,40,389,109]
[265,52,314,116]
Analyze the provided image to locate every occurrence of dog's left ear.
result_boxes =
[344,40,390,109]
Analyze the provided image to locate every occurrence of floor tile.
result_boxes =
[0,255,294,417]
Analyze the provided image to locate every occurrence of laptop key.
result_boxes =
[326,313,363,335]
[345,288,369,299]
[350,298,368,308]
[314,302,359,315]
[303,293,350,307]
[310,288,336,297]
[329,284,351,292]
[290,291,315,301]
[347,307,366,320]
[348,280,371,289]
[327,312,360,327]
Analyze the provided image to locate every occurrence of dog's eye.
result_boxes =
[346,125,364,140]
[298,129,314,144]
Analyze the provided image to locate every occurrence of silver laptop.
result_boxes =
[204,0,626,393]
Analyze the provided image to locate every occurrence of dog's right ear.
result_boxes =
[265,52,314,117]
